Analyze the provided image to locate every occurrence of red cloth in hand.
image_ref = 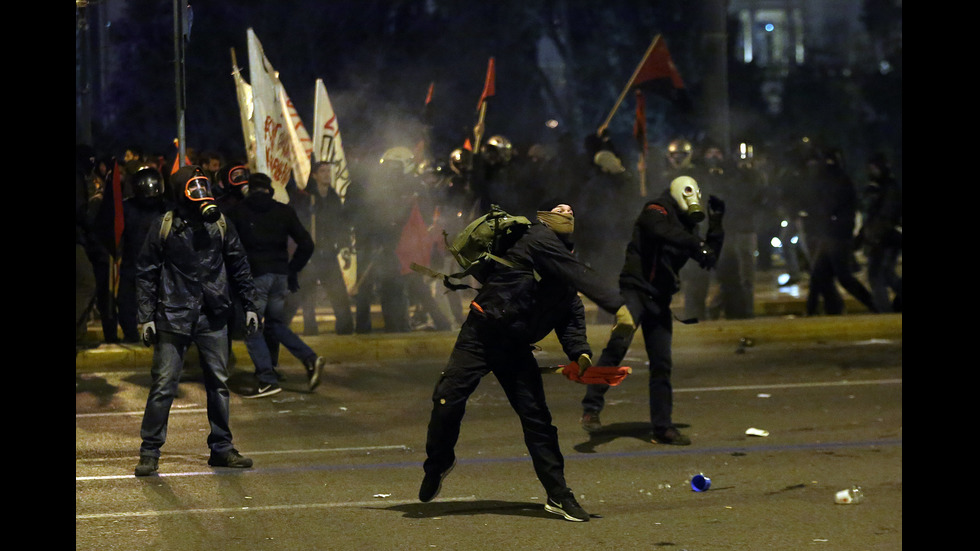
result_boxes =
[561,362,632,386]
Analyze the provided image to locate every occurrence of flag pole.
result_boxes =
[598,34,662,136]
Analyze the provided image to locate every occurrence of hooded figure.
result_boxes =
[171,165,221,224]
[418,199,633,522]
[580,179,724,447]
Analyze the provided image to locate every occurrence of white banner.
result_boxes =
[231,55,257,172]
[246,28,291,203]
[281,86,313,190]
[312,78,351,202]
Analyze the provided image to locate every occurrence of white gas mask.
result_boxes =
[669,176,705,223]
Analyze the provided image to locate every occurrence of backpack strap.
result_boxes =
[159,210,226,242]
[159,210,174,242]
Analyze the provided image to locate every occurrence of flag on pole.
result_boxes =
[630,35,690,110]
[633,89,648,196]
[415,82,436,163]
[247,28,293,203]
[170,138,190,175]
[280,84,313,189]
[231,48,257,172]
[477,57,495,112]
[395,198,434,275]
[312,78,351,202]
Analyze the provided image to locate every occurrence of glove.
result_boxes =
[708,195,726,217]
[611,305,635,339]
[693,243,718,270]
[139,321,157,347]
[577,353,593,377]
[245,311,260,337]
[287,271,300,292]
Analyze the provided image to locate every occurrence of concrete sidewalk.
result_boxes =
[76,267,900,372]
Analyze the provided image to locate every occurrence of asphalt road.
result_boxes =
[76,314,902,550]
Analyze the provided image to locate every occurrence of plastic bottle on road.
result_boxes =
[835,486,864,504]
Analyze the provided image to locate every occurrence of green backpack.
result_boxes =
[411,204,538,290]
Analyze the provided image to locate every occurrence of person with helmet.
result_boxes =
[133,165,260,476]
[574,149,636,295]
[703,142,765,319]
[664,137,695,177]
[117,166,173,343]
[472,135,519,214]
[858,151,902,313]
[580,175,725,446]
[227,172,326,397]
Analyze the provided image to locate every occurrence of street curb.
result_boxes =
[75,313,901,373]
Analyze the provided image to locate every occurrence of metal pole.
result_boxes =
[174,0,186,163]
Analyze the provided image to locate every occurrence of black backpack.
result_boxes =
[410,204,538,290]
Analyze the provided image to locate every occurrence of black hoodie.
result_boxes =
[227,191,314,277]
[618,188,724,301]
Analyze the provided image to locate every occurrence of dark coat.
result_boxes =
[470,223,624,354]
[227,191,314,277]
[136,209,258,335]
[618,188,724,301]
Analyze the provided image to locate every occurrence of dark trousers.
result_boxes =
[581,288,676,433]
[139,318,234,457]
[424,317,569,498]
[806,238,875,315]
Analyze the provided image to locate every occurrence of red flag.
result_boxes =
[421,81,435,125]
[633,89,647,154]
[170,138,191,175]
[477,57,495,111]
[395,199,434,275]
[111,161,124,253]
[630,35,691,111]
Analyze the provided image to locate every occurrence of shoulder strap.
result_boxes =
[158,210,226,242]
[159,210,174,242]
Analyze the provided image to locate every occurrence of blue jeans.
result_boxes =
[246,273,317,385]
[139,318,234,457]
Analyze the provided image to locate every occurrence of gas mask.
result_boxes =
[183,169,221,223]
[669,176,705,223]
[225,164,250,197]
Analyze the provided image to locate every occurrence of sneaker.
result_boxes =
[581,411,602,433]
[650,427,691,446]
[545,491,590,522]
[243,383,282,399]
[134,455,159,477]
[418,459,456,502]
[208,448,253,468]
[305,356,326,391]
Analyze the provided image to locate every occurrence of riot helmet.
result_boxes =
[449,148,472,175]
[666,138,693,169]
[594,150,625,175]
[669,175,705,223]
[380,146,417,175]
[481,135,513,165]
[131,166,165,203]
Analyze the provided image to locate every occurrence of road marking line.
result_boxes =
[675,378,902,393]
[76,495,477,520]
[75,379,901,419]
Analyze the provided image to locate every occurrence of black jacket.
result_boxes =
[618,188,724,301]
[227,191,314,277]
[470,223,624,356]
[136,209,258,335]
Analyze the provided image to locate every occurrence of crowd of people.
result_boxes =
[77,132,902,348]
[76,128,900,518]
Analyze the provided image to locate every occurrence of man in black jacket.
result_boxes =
[580,176,724,446]
[134,165,260,476]
[418,201,634,522]
[227,173,325,397]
